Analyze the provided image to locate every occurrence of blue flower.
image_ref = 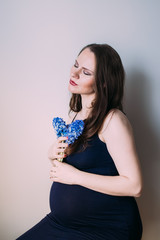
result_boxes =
[67,120,84,144]
[52,117,84,145]
[52,117,67,138]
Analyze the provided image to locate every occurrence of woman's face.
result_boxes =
[68,48,96,96]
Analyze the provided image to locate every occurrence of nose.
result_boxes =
[71,68,80,79]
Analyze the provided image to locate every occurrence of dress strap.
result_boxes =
[71,112,78,123]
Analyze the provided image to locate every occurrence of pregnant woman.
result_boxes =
[17,43,143,240]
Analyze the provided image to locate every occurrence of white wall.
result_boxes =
[0,0,160,239]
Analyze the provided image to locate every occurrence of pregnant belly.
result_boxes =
[49,182,121,228]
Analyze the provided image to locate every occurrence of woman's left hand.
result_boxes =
[50,160,80,185]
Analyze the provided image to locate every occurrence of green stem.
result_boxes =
[58,137,65,162]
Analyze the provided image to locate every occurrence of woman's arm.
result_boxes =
[78,110,142,197]
[50,110,143,197]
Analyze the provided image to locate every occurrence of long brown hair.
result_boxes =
[67,43,125,155]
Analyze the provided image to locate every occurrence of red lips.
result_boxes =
[70,79,78,86]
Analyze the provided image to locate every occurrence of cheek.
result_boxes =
[84,79,95,89]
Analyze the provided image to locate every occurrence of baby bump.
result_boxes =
[49,182,121,227]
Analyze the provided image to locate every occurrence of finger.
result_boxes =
[57,142,68,149]
[52,161,57,166]
[54,153,64,160]
[57,137,68,143]
[53,160,63,167]
[53,152,67,161]
[56,146,67,154]
[53,156,66,162]
[50,170,57,178]
[57,152,67,160]
[50,166,55,171]
[56,150,66,155]
[50,173,57,179]
[50,167,57,172]
[50,176,58,182]
[52,160,59,166]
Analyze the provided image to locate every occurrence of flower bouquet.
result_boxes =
[52,117,84,161]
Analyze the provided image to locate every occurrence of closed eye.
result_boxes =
[74,60,94,76]
[83,70,91,76]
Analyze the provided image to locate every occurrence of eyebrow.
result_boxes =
[75,60,94,74]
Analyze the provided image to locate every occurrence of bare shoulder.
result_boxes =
[100,109,133,142]
[109,109,132,130]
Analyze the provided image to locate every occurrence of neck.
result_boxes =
[79,94,95,119]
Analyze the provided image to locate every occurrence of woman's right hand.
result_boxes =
[48,136,68,161]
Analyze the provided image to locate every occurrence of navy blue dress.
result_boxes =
[16,134,142,240]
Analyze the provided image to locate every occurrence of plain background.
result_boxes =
[0,0,160,239]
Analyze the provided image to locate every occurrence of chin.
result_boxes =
[68,85,79,94]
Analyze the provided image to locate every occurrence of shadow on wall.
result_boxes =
[125,69,160,238]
